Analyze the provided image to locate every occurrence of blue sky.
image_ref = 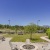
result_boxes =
[0,0,50,26]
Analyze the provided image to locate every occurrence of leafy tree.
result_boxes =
[46,28,50,39]
[0,24,3,28]
[24,23,37,39]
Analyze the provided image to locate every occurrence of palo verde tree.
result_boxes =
[24,23,37,39]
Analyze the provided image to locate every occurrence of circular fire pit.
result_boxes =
[20,39,38,50]
[22,45,35,49]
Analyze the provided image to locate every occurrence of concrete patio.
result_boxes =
[0,38,12,50]
[0,37,50,50]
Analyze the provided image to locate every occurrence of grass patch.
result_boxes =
[4,33,46,42]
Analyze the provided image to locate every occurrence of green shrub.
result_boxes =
[46,28,50,39]
[46,29,49,35]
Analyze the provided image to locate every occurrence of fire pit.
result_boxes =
[20,39,38,50]
[22,45,35,49]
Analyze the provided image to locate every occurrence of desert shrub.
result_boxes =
[46,28,50,39]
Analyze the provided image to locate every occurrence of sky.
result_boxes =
[0,0,50,26]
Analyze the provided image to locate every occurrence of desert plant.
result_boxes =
[46,28,50,39]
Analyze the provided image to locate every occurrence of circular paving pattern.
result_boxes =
[22,45,35,49]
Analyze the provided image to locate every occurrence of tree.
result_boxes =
[0,24,4,29]
[24,23,37,39]
[46,28,50,39]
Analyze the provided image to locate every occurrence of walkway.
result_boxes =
[40,36,50,42]
[0,38,12,50]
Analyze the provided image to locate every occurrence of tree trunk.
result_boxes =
[30,32,32,39]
